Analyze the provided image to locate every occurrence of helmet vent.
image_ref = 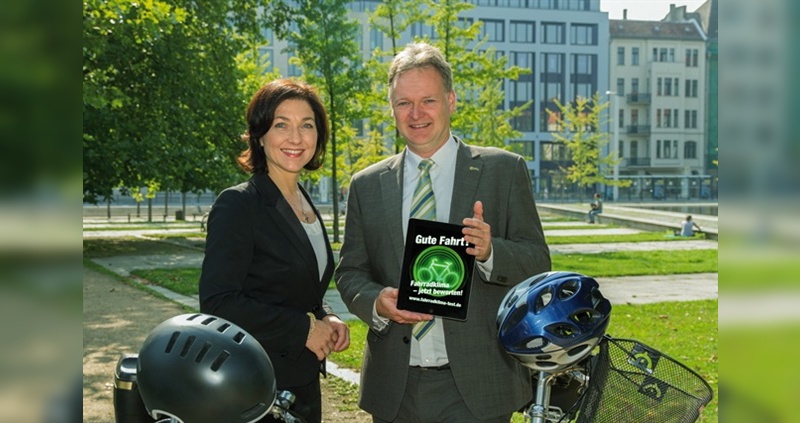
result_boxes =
[179,335,197,358]
[217,323,231,333]
[200,316,218,326]
[186,313,202,321]
[165,331,180,353]
[534,286,553,313]
[567,344,590,357]
[547,323,577,338]
[233,331,246,344]
[210,351,230,371]
[558,279,580,300]
[195,341,212,363]
[571,308,600,325]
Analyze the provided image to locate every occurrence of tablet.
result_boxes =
[396,218,475,321]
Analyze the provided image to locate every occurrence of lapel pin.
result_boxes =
[469,166,480,172]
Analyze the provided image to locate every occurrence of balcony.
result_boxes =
[625,157,651,167]
[626,125,651,135]
[626,93,651,105]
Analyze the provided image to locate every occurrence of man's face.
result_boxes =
[390,66,456,158]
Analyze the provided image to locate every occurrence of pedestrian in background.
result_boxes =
[587,193,603,223]
[677,214,702,237]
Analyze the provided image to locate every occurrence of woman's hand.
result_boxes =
[305,314,350,361]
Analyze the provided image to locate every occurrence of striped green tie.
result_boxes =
[410,159,436,221]
[411,159,436,340]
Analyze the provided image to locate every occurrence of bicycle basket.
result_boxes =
[576,336,713,423]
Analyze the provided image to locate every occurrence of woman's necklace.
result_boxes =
[290,190,311,223]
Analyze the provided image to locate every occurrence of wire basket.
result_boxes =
[576,336,713,423]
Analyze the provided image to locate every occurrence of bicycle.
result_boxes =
[498,271,713,423]
[517,335,713,423]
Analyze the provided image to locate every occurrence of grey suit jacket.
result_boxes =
[335,139,551,420]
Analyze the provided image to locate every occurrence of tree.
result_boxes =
[284,0,369,243]
[83,0,274,205]
[546,93,629,200]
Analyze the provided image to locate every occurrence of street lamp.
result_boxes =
[605,90,621,201]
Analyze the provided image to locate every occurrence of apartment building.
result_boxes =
[608,15,710,199]
[262,0,609,197]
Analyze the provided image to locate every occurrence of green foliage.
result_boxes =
[83,0,273,204]
[547,93,629,195]
[284,0,370,243]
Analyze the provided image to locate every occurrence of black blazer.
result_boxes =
[199,172,334,388]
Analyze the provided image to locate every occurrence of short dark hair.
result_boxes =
[237,78,329,174]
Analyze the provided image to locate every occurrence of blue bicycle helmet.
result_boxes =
[497,271,611,372]
[137,313,277,423]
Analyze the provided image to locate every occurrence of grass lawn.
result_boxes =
[552,249,717,276]
[546,231,706,244]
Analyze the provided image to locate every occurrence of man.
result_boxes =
[587,193,602,224]
[335,42,551,422]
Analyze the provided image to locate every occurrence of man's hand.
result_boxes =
[375,287,433,324]
[462,200,493,262]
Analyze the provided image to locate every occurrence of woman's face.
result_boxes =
[261,99,318,177]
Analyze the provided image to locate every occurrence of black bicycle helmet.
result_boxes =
[137,313,277,422]
[497,271,611,372]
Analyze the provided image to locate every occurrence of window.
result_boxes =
[631,47,639,65]
[617,46,625,65]
[571,54,596,99]
[683,110,698,128]
[657,77,662,96]
[619,140,624,158]
[664,109,671,128]
[656,109,662,127]
[510,21,535,43]
[370,28,383,51]
[672,140,678,158]
[659,48,668,62]
[652,47,658,61]
[685,79,698,97]
[481,19,505,42]
[664,78,672,96]
[570,23,597,45]
[673,109,679,128]
[669,48,675,63]
[618,108,624,128]
[542,22,565,44]
[616,78,625,96]
[673,78,679,96]
[541,53,564,131]
[631,78,639,94]
[664,140,672,158]
[685,48,699,67]
[631,140,638,158]
[656,140,662,158]
[630,109,638,126]
[510,52,534,132]
[684,141,697,159]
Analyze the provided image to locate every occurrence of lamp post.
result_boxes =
[605,90,620,201]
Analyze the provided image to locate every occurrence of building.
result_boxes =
[608,11,712,200]
[261,0,609,200]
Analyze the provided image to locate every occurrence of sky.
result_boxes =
[599,0,707,21]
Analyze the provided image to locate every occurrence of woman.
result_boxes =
[199,79,349,423]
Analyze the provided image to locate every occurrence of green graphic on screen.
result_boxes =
[411,246,466,297]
